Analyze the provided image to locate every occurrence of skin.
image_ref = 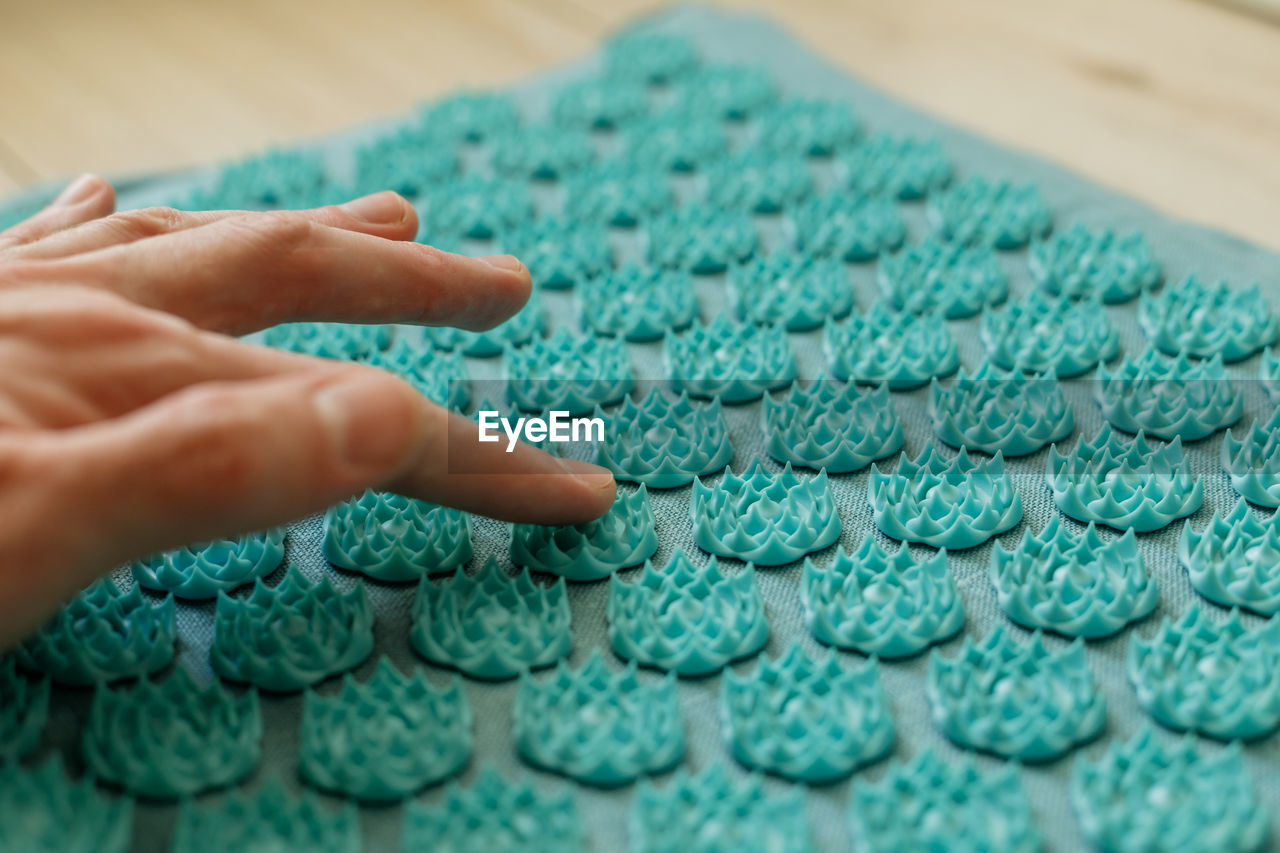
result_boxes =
[0,174,616,649]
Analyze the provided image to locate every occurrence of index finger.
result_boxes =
[20,212,532,336]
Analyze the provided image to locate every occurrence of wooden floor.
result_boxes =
[1,0,1277,251]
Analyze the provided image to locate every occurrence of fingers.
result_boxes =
[6,184,527,335]
[0,285,325,427]
[0,281,612,521]
[0,174,115,251]
[20,206,532,335]
[0,367,416,645]
[23,211,531,336]
[5,190,418,261]
[47,363,614,542]
[42,369,426,567]
[388,411,618,523]
[11,366,613,633]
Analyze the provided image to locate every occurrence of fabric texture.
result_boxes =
[3,5,1279,851]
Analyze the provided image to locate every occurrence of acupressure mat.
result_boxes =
[3,5,1280,851]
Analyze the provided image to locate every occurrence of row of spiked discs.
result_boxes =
[265,264,1275,387]
[6,25,1280,853]
[6,489,1277,771]
[264,315,1280,486]
[0,731,1265,853]
[5,478,1279,824]
[2,606,1275,852]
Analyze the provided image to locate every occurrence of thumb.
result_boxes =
[42,367,429,582]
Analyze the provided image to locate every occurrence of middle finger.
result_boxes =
[5,191,418,262]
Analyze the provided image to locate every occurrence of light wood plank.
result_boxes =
[587,0,1280,250]
[0,0,1277,250]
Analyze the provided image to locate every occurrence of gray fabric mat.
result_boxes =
[4,4,1279,851]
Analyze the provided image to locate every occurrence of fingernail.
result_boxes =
[313,374,414,470]
[556,455,617,489]
[55,173,102,206]
[477,254,525,273]
[340,191,407,224]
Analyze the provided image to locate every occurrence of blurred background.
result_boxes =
[0,0,1277,250]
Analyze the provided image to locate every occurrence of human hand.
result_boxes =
[0,174,615,648]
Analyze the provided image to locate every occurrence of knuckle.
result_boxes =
[108,206,187,241]
[216,212,316,287]
[240,210,314,249]
[212,213,318,325]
